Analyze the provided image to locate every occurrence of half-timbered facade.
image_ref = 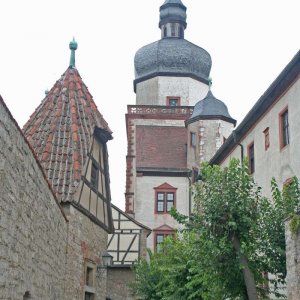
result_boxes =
[107,204,151,299]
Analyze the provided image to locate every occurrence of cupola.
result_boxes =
[159,0,187,39]
[133,0,212,92]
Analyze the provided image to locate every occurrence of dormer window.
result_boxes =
[167,96,180,107]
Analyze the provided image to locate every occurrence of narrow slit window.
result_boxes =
[248,143,255,174]
[90,162,99,190]
[280,109,289,148]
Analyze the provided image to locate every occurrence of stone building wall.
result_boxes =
[0,98,68,299]
[107,268,135,300]
[63,203,108,300]
[285,217,300,300]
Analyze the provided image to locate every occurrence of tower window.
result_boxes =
[163,26,167,38]
[191,132,196,147]
[156,192,174,213]
[171,24,176,37]
[167,96,180,106]
[154,183,177,214]
[248,142,255,174]
[179,27,184,38]
[279,108,289,149]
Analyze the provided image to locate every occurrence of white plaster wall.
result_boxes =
[220,78,300,200]
[134,176,190,250]
[136,76,209,106]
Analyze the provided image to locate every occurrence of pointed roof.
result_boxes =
[23,43,112,203]
[186,90,236,126]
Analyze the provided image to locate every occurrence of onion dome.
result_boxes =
[186,90,236,126]
[134,0,212,91]
[23,39,112,203]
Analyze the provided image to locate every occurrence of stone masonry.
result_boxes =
[0,97,68,299]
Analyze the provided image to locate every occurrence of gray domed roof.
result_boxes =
[187,91,236,125]
[134,38,212,90]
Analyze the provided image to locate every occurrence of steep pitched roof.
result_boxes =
[23,66,112,203]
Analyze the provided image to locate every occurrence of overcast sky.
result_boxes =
[0,0,299,210]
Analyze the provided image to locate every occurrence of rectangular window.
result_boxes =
[156,234,164,252]
[85,292,94,300]
[156,192,165,212]
[155,185,176,214]
[166,192,174,212]
[263,127,270,150]
[171,23,176,37]
[167,96,180,107]
[90,162,99,190]
[155,232,174,252]
[190,132,196,147]
[86,266,94,287]
[84,262,95,300]
[248,143,255,174]
[280,108,289,149]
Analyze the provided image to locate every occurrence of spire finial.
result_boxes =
[69,37,78,68]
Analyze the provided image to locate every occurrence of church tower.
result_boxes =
[125,0,235,251]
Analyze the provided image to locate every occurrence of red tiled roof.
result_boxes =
[23,67,112,203]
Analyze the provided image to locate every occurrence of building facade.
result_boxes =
[125,0,234,251]
[210,51,300,299]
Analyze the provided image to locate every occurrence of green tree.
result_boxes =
[131,159,300,299]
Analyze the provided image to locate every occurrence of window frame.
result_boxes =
[263,127,270,151]
[247,142,255,174]
[279,107,289,150]
[166,96,181,107]
[154,231,175,253]
[190,132,197,147]
[154,184,177,214]
[84,260,96,300]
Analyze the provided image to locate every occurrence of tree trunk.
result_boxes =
[232,234,259,300]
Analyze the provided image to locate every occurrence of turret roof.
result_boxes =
[23,44,112,203]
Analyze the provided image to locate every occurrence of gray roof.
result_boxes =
[186,90,236,125]
[134,38,212,91]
